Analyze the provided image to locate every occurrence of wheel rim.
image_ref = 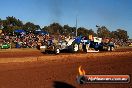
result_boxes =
[108,46,110,51]
[86,44,89,52]
[111,47,114,51]
[56,49,60,54]
[74,44,78,52]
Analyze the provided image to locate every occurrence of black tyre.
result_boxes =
[55,48,60,54]
[109,46,114,51]
[82,44,87,52]
[68,45,74,53]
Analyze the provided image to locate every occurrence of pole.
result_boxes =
[76,16,78,37]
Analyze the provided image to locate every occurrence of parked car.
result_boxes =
[0,43,10,49]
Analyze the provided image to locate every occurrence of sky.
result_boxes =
[0,0,132,38]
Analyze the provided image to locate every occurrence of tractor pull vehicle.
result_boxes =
[39,35,115,54]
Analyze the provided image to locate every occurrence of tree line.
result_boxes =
[0,16,129,42]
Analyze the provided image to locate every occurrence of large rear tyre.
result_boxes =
[68,43,79,53]
[53,45,60,54]
[73,43,79,52]
[85,44,89,53]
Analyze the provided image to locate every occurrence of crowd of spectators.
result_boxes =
[0,31,131,49]
[0,32,52,48]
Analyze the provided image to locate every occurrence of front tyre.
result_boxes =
[110,46,114,51]
[55,48,60,54]
[108,46,115,51]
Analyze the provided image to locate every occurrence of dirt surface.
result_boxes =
[0,49,44,58]
[0,47,132,88]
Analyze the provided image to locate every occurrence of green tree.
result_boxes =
[77,27,88,36]
[42,23,63,35]
[116,29,129,42]
[1,16,23,33]
[110,31,118,39]
[6,16,23,27]
[63,25,75,36]
[87,29,97,36]
[97,26,110,38]
[0,18,2,29]
[42,26,48,31]
[23,22,38,32]
[51,22,63,34]
[77,27,96,37]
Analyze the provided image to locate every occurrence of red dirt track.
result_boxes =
[0,48,132,88]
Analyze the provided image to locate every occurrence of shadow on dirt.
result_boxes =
[53,81,76,88]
